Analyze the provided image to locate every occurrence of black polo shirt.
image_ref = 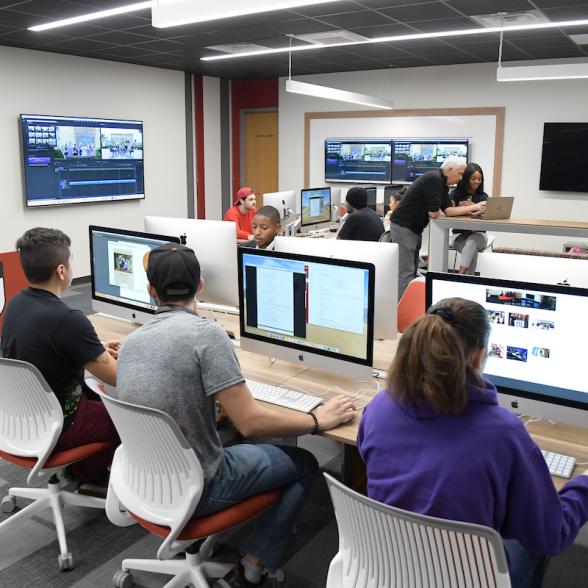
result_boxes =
[391,169,453,235]
[1,288,105,418]
[338,207,385,242]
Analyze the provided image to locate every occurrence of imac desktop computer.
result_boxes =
[365,186,378,213]
[89,225,180,324]
[262,190,297,219]
[274,236,398,340]
[144,216,239,311]
[426,272,588,429]
[300,187,331,233]
[239,248,375,379]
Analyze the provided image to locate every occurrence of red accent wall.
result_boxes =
[231,78,279,198]
[194,74,206,219]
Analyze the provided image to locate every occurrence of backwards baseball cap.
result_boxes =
[146,243,201,299]
[346,187,368,209]
[234,187,254,205]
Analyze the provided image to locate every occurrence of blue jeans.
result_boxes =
[504,539,546,588]
[193,443,318,571]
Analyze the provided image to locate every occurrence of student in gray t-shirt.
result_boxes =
[115,243,357,588]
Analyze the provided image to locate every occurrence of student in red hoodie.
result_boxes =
[224,187,257,240]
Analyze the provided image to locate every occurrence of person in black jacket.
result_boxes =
[337,187,384,242]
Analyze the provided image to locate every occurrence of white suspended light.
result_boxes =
[28,1,154,32]
[152,0,341,28]
[285,79,393,110]
[497,62,588,82]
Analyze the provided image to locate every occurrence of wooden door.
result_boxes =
[244,111,278,205]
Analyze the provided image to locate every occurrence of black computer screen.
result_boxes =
[391,139,468,183]
[21,114,145,207]
[325,139,391,183]
[540,123,588,193]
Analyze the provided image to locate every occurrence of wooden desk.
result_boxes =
[89,313,588,488]
[429,217,588,272]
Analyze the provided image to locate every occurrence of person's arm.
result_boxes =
[216,383,356,437]
[423,175,443,218]
[84,350,117,385]
[444,202,485,217]
[500,429,588,555]
[337,213,355,240]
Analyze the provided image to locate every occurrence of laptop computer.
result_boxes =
[478,197,514,220]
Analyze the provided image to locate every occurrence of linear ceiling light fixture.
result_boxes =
[284,38,393,110]
[201,17,588,61]
[28,1,154,31]
[152,0,342,28]
[495,13,588,81]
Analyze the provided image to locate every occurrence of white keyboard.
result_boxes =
[542,450,576,479]
[247,380,323,413]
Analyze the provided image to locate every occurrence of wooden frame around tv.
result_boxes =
[304,107,505,197]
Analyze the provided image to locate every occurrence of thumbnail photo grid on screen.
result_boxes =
[485,288,557,365]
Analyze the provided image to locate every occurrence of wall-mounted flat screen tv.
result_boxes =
[540,123,588,193]
[325,139,391,184]
[391,138,469,183]
[21,114,144,207]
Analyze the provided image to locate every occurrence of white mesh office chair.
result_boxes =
[0,359,111,570]
[90,380,282,588]
[324,473,511,588]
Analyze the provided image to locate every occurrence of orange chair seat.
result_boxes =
[130,489,283,540]
[0,441,117,470]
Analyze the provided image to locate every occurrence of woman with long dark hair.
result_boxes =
[358,298,588,588]
[449,162,488,274]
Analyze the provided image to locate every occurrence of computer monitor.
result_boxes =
[262,190,297,218]
[426,272,588,429]
[274,236,398,340]
[391,139,469,183]
[324,139,392,184]
[239,248,375,379]
[90,225,180,324]
[365,186,377,213]
[300,187,331,231]
[144,217,238,310]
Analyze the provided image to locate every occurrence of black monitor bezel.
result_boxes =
[324,138,393,184]
[21,113,146,208]
[426,271,588,413]
[89,225,180,316]
[238,247,375,368]
[300,186,332,227]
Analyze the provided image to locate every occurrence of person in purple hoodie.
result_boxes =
[358,297,588,588]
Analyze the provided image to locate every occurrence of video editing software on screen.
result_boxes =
[22,114,144,207]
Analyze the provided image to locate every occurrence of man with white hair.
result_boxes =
[389,156,485,297]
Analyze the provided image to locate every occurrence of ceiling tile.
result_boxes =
[289,2,364,18]
[411,17,482,33]
[446,0,534,16]
[316,10,390,28]
[377,2,462,22]
[541,5,588,20]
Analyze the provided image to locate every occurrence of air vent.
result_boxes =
[570,34,588,46]
[471,9,549,28]
[205,42,269,54]
[293,30,368,46]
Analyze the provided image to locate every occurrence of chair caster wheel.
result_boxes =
[1,495,16,514]
[113,569,134,588]
[58,552,74,571]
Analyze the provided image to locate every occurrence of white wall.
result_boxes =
[202,76,223,220]
[0,46,188,277]
[279,61,588,251]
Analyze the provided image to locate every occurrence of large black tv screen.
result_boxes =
[391,138,469,183]
[21,114,144,207]
[540,123,588,193]
[325,139,391,183]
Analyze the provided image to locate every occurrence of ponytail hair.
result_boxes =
[388,297,490,414]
